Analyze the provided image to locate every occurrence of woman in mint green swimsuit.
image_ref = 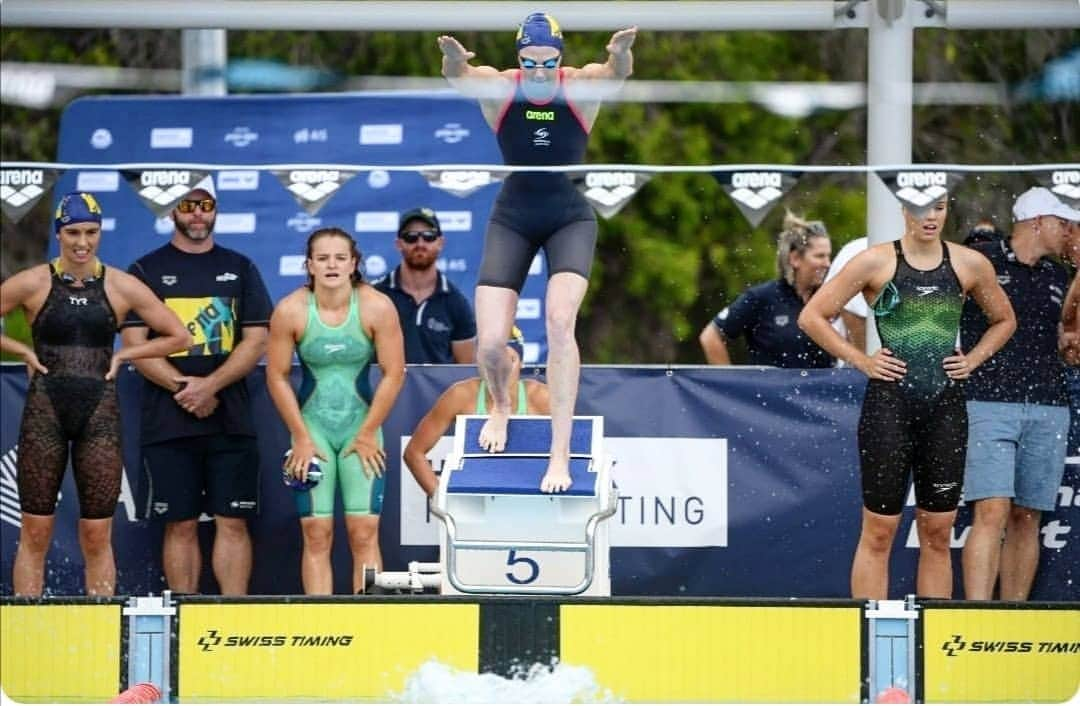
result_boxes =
[267,228,405,594]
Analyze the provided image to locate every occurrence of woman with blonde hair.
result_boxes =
[699,212,834,367]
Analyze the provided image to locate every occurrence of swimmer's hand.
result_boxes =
[856,347,906,381]
[22,349,48,379]
[285,437,327,483]
[105,351,129,381]
[346,429,386,479]
[943,349,974,380]
[437,35,475,64]
[606,26,638,55]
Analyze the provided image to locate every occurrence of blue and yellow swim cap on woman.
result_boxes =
[515,12,563,51]
[54,192,103,232]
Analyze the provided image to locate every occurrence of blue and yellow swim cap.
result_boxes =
[507,325,526,361]
[516,12,563,52]
[54,192,103,232]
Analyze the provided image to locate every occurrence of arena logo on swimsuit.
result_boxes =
[525,109,556,121]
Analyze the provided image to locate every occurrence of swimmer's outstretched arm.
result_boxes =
[438,35,514,96]
[570,27,637,82]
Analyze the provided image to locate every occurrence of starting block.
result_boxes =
[429,415,616,596]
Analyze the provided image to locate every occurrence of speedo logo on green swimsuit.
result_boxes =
[525,109,555,121]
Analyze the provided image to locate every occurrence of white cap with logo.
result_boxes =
[1012,186,1080,222]
[189,174,217,199]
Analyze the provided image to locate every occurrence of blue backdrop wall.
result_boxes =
[53,92,551,362]
[1,365,1077,600]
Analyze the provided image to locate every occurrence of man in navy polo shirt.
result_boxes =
[374,207,476,364]
[960,187,1079,601]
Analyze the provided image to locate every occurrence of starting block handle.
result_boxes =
[430,488,617,595]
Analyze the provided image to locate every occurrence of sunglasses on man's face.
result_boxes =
[399,230,441,244]
[175,198,217,214]
[520,56,560,70]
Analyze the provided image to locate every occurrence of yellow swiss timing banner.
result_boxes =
[0,604,122,702]
[560,604,862,702]
[178,602,478,701]
[923,607,1080,703]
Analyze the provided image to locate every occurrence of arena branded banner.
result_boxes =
[876,169,965,211]
[271,168,359,215]
[121,169,211,217]
[572,170,652,219]
[713,169,801,227]
[1035,169,1080,207]
[422,170,508,198]
[3,365,1076,600]
[52,95,558,358]
[0,167,62,223]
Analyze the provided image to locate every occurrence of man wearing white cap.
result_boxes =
[960,186,1079,601]
[121,176,274,595]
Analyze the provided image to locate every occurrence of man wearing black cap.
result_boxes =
[373,207,476,364]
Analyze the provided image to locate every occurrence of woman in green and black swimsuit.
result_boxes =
[267,228,405,595]
[799,195,1015,600]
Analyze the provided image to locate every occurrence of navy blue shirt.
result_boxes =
[961,239,1068,406]
[125,243,273,444]
[713,279,834,368]
[373,267,476,364]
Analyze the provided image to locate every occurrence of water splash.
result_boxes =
[393,659,621,704]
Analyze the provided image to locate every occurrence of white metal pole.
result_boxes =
[5,0,1076,30]
[864,0,914,352]
[181,29,227,96]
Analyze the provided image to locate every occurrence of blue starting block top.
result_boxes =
[447,456,597,497]
[460,416,596,456]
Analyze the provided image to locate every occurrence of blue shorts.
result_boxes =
[963,401,1069,511]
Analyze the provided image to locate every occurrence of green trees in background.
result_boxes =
[2,26,1075,362]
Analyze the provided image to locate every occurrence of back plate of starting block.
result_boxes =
[447,456,597,497]
[458,415,601,457]
[433,415,614,596]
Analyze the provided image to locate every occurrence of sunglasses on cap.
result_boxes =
[176,198,217,214]
[399,230,441,244]
[520,56,560,69]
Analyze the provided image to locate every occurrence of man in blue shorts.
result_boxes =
[122,176,273,595]
[961,187,1079,600]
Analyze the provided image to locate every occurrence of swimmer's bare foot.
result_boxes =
[540,459,572,493]
[478,411,509,453]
